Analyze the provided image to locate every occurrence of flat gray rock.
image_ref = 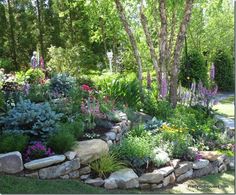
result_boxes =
[39,158,80,179]
[24,155,66,170]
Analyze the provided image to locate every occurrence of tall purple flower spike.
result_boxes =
[161,73,167,98]
[210,63,215,80]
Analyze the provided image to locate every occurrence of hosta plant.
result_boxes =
[1,98,62,141]
[49,73,76,98]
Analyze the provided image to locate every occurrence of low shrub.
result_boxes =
[1,98,62,141]
[142,94,173,121]
[47,130,76,154]
[116,136,151,158]
[49,73,76,98]
[23,141,54,162]
[57,118,84,139]
[26,84,50,103]
[25,68,45,84]
[0,133,29,153]
[90,153,126,178]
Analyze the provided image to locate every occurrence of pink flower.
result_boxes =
[81,84,92,92]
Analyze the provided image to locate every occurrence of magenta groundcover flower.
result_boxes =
[24,141,54,162]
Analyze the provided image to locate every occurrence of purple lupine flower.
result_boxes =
[147,70,151,89]
[161,73,167,98]
[210,63,215,80]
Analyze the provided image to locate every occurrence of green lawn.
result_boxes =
[0,171,235,194]
[213,95,234,118]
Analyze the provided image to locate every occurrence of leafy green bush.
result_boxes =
[47,129,76,154]
[179,50,208,88]
[97,74,141,108]
[0,133,29,153]
[1,98,62,141]
[142,94,173,121]
[117,135,152,159]
[26,84,50,103]
[0,58,15,73]
[50,73,76,98]
[213,50,234,91]
[57,118,84,139]
[90,153,126,178]
[25,68,45,84]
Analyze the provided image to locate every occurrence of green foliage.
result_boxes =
[47,129,76,154]
[50,73,76,98]
[57,118,84,139]
[90,153,126,178]
[142,93,174,121]
[25,68,45,84]
[151,148,170,168]
[213,50,234,91]
[144,117,164,133]
[179,50,208,88]
[26,84,50,103]
[47,46,99,75]
[97,74,141,108]
[0,133,29,153]
[0,58,14,73]
[117,135,152,159]
[1,98,62,141]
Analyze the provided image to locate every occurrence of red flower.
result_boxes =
[81,84,92,91]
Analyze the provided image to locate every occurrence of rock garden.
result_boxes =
[0,67,234,191]
[0,0,235,193]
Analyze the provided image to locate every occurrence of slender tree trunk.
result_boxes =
[170,0,194,107]
[36,0,45,61]
[114,0,143,94]
[68,0,74,45]
[139,5,160,96]
[158,0,168,74]
[7,0,17,70]
[167,8,177,70]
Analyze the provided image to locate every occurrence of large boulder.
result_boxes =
[193,159,209,169]
[199,151,220,161]
[0,151,23,174]
[174,161,193,177]
[39,158,80,179]
[104,168,139,189]
[192,163,214,178]
[24,155,66,170]
[139,169,164,184]
[73,139,109,165]
[177,169,193,182]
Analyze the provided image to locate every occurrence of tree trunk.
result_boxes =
[68,0,75,45]
[36,0,45,61]
[114,0,143,93]
[139,5,159,96]
[170,0,194,107]
[158,0,168,74]
[7,0,17,70]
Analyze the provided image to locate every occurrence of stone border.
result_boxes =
[0,149,234,190]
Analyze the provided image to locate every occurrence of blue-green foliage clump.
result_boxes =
[144,117,164,134]
[50,73,76,98]
[1,98,62,141]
